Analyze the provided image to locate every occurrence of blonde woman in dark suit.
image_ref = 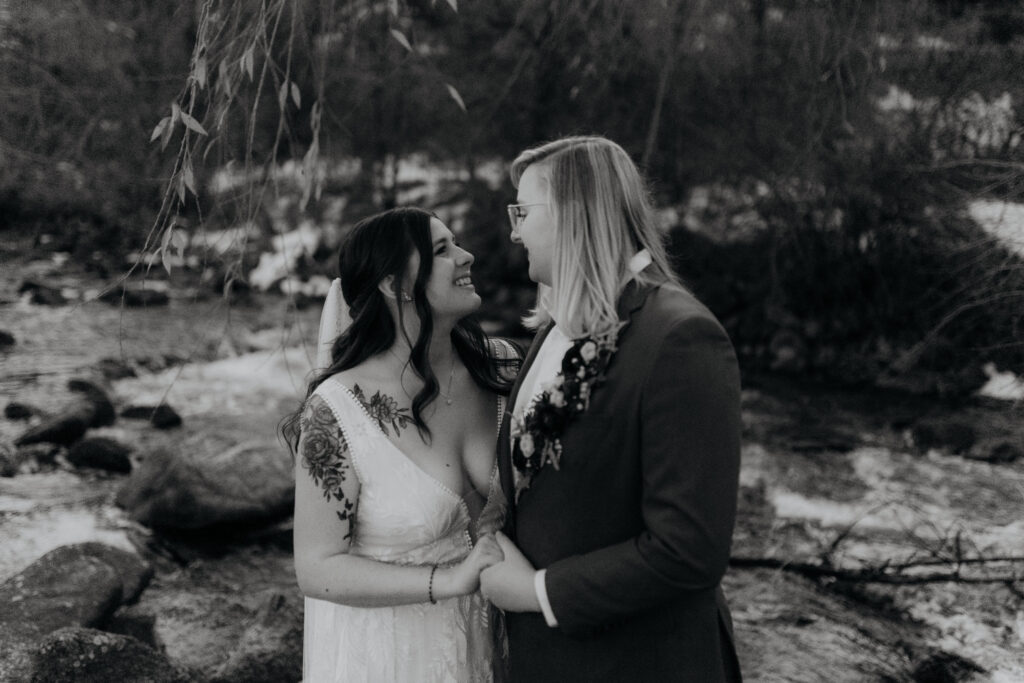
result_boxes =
[480,136,743,682]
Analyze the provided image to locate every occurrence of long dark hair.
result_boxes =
[281,207,518,454]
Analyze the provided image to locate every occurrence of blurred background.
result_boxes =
[1,1,1023,681]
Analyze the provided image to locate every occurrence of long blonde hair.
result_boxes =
[510,136,682,338]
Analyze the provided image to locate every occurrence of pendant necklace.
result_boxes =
[389,346,455,405]
[439,350,456,406]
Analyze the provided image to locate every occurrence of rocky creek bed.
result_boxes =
[1,264,1022,682]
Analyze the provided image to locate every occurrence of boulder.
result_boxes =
[18,280,67,306]
[0,442,60,475]
[67,379,117,427]
[99,285,170,308]
[26,628,191,683]
[0,543,151,681]
[209,591,303,683]
[0,441,20,477]
[95,357,137,381]
[4,402,34,419]
[116,440,293,531]
[14,412,89,447]
[14,380,115,447]
[121,404,182,429]
[18,442,61,468]
[111,546,301,681]
[908,651,985,682]
[910,418,977,454]
[67,437,133,474]
[72,542,153,604]
[966,441,1022,464]
[0,329,14,348]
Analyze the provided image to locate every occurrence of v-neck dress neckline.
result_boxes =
[328,378,502,532]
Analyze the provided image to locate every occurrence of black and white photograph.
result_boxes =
[1,1,1023,681]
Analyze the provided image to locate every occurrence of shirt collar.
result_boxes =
[628,249,652,277]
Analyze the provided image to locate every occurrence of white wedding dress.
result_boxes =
[302,377,507,683]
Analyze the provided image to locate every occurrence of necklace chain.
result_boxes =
[389,346,456,406]
[438,350,456,405]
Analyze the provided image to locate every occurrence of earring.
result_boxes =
[401,292,413,302]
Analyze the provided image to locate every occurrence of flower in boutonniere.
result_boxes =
[549,388,566,408]
[511,323,627,501]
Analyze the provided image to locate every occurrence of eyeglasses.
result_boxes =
[506,203,548,233]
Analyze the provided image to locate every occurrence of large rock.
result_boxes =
[966,440,1023,464]
[14,380,115,447]
[116,440,293,531]
[111,550,301,679]
[99,284,170,308]
[67,379,117,427]
[67,437,133,473]
[121,404,182,429]
[4,402,34,419]
[0,441,21,477]
[209,591,303,683]
[95,357,137,381]
[723,568,985,682]
[26,628,191,683]
[910,418,977,454]
[14,412,90,447]
[0,544,151,681]
[18,280,67,306]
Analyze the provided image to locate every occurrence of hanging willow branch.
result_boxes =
[137,0,462,290]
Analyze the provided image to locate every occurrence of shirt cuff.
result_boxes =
[534,569,558,628]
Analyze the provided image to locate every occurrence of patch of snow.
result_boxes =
[190,222,261,256]
[905,601,1024,683]
[771,490,861,526]
[968,200,1024,259]
[971,518,1024,553]
[915,34,954,51]
[209,158,361,195]
[876,34,901,50]
[249,220,321,291]
[877,88,1021,157]
[279,274,332,298]
[876,84,920,113]
[977,363,1024,401]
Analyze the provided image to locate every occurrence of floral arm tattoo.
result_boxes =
[299,395,356,540]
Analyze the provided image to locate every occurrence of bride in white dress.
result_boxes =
[281,208,519,682]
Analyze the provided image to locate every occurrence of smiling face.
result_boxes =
[512,164,556,286]
[409,217,480,319]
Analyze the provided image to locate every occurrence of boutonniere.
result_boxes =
[510,322,626,501]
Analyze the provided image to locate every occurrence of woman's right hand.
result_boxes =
[438,534,505,598]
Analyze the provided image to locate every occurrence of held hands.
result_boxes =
[479,532,542,612]
[438,533,505,598]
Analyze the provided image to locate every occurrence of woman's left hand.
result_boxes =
[479,532,541,612]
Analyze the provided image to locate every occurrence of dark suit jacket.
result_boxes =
[497,281,743,682]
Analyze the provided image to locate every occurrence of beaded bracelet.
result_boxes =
[428,564,438,604]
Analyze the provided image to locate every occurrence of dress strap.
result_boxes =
[311,376,372,482]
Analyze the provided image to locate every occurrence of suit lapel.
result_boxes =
[497,322,555,514]
[507,283,660,505]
